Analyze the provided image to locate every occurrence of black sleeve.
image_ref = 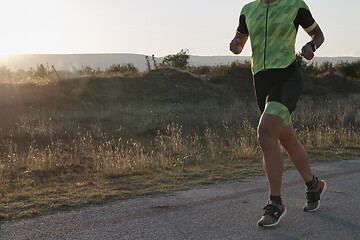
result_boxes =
[237,14,249,35]
[294,8,316,31]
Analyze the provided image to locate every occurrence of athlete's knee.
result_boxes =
[279,135,298,149]
[257,118,280,149]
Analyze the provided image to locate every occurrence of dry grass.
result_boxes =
[0,67,359,219]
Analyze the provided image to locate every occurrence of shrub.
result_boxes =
[32,64,50,79]
[80,65,95,76]
[161,49,190,69]
[105,63,139,76]
[335,60,360,80]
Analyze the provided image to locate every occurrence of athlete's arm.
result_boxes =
[230,32,248,55]
[301,25,324,60]
[230,13,249,55]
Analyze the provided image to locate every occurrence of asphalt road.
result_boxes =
[1,159,360,240]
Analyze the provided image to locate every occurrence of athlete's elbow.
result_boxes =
[319,31,325,45]
[315,28,325,46]
[231,49,242,55]
[233,45,244,55]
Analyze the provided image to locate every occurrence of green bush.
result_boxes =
[335,60,360,80]
[105,63,139,77]
[161,49,190,69]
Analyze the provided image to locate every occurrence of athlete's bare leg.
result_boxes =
[279,125,313,183]
[257,114,284,196]
[258,113,314,197]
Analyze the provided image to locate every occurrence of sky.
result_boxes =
[0,0,359,57]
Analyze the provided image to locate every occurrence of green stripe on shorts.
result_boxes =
[263,101,292,126]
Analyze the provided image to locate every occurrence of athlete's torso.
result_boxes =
[238,0,317,75]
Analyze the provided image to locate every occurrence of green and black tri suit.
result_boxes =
[237,0,318,125]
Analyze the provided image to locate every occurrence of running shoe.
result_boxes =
[303,178,328,212]
[257,200,287,227]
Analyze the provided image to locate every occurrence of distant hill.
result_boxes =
[0,54,359,72]
[0,54,149,72]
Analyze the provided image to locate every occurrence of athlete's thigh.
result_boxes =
[254,71,280,113]
[281,69,304,113]
[267,82,283,104]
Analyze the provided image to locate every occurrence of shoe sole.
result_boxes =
[304,180,328,212]
[258,207,287,227]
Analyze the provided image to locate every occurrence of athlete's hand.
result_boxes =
[301,43,314,60]
[230,38,243,55]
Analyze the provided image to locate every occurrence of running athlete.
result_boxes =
[229,0,327,227]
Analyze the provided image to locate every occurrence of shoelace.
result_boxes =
[306,185,320,203]
[263,204,281,218]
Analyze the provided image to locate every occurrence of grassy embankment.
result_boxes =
[0,63,359,219]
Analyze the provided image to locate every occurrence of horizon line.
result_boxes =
[0,53,359,58]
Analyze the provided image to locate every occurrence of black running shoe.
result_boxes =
[257,200,287,227]
[303,178,328,212]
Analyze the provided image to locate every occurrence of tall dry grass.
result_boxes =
[0,94,359,189]
[1,63,359,200]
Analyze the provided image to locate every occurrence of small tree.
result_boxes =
[162,49,190,69]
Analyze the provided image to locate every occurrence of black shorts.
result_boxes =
[253,61,304,114]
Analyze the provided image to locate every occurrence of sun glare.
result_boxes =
[0,0,68,56]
